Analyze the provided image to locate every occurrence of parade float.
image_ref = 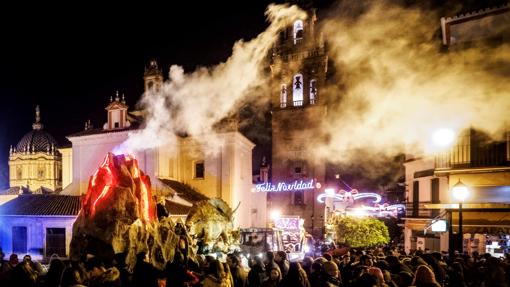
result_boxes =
[70,153,238,269]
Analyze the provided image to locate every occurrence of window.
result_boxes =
[293,74,303,106]
[309,79,317,104]
[293,20,304,44]
[294,167,302,174]
[280,84,287,108]
[37,166,45,179]
[16,166,22,180]
[12,226,27,254]
[46,228,66,257]
[194,161,204,179]
[294,191,304,205]
[114,122,120,128]
[147,81,154,90]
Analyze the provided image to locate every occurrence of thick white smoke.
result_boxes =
[120,0,509,172]
[120,4,306,154]
[317,1,510,162]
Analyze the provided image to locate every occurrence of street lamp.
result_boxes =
[451,179,469,254]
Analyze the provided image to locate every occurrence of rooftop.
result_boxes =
[0,195,81,216]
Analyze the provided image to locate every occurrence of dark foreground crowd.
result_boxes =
[1,247,510,287]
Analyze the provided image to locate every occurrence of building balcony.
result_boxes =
[406,201,439,218]
[435,131,510,170]
[293,100,303,107]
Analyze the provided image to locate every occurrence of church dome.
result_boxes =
[16,129,58,153]
[15,105,59,153]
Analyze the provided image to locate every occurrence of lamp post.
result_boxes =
[451,179,469,254]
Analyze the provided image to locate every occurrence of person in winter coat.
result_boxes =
[274,251,290,278]
[227,254,247,287]
[319,261,342,287]
[247,256,266,287]
[279,262,310,287]
[60,266,87,287]
[166,251,200,287]
[203,259,232,287]
[264,252,279,279]
[131,252,160,287]
[412,265,441,287]
[261,266,282,287]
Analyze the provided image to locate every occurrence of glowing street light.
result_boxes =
[432,128,455,147]
[452,180,469,202]
[270,209,281,221]
[451,179,469,254]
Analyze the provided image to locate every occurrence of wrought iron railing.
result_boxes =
[406,202,434,218]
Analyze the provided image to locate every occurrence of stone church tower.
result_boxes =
[269,8,329,236]
[9,106,62,193]
[144,60,164,92]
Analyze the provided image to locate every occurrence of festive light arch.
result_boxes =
[317,189,382,204]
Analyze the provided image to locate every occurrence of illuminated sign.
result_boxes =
[274,217,301,230]
[317,189,382,204]
[343,204,405,218]
[255,179,315,192]
[431,220,447,232]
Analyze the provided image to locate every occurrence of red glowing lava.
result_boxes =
[82,152,156,223]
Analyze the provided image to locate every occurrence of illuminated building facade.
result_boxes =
[404,5,510,255]
[0,61,260,260]
[8,106,62,193]
[0,195,80,261]
[61,61,259,228]
[268,8,329,236]
[404,129,510,255]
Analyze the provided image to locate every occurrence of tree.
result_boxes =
[331,216,390,248]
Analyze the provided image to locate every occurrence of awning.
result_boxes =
[424,203,510,210]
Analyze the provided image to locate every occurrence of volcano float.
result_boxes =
[70,153,184,269]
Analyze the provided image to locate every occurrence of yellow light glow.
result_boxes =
[452,180,469,202]
[325,188,336,195]
[350,208,368,217]
[270,210,281,221]
[432,128,455,147]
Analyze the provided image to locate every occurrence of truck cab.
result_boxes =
[239,228,283,258]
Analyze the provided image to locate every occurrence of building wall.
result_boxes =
[403,156,450,253]
[269,11,329,237]
[59,147,73,189]
[65,131,156,195]
[9,152,62,191]
[170,132,256,228]
[404,131,510,254]
[0,215,76,261]
[67,130,258,228]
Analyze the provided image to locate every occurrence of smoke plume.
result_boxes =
[121,4,306,154]
[121,0,509,179]
[317,1,510,162]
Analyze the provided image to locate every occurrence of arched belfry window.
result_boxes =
[293,74,303,106]
[280,84,287,108]
[309,79,317,104]
[293,20,304,44]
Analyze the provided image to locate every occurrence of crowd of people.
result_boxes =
[0,246,509,287]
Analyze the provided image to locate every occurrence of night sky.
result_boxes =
[0,1,295,188]
[0,0,503,188]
